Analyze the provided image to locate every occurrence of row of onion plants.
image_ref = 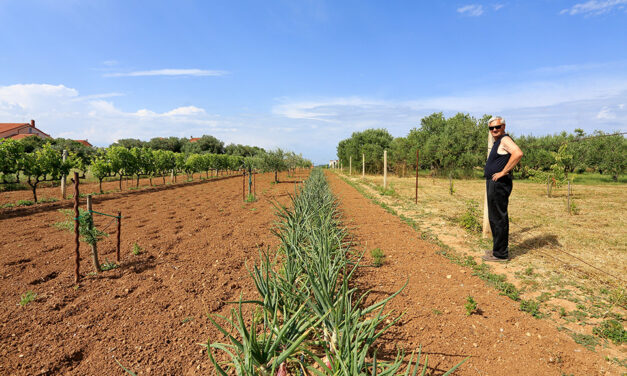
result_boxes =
[204,169,466,375]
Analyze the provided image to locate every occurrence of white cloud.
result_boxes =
[493,4,505,11]
[457,4,484,16]
[596,106,615,119]
[105,69,228,77]
[560,0,627,16]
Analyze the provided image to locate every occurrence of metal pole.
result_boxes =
[73,172,80,283]
[383,150,387,189]
[86,195,101,272]
[61,150,68,199]
[415,150,419,204]
[117,211,121,263]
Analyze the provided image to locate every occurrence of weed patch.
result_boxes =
[19,291,37,306]
[370,248,385,267]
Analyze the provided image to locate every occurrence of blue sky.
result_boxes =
[0,1,626,164]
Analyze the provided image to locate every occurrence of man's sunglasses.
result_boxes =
[489,125,502,131]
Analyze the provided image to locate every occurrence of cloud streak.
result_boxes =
[560,0,627,16]
[104,69,228,77]
[457,4,484,16]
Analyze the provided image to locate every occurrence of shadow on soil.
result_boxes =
[509,232,561,259]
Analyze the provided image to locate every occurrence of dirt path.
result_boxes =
[326,171,618,376]
[0,171,308,375]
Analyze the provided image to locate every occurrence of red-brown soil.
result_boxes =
[0,171,306,375]
[325,171,619,376]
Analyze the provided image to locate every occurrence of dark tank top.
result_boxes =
[484,134,512,178]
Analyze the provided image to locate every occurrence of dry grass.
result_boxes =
[339,170,626,363]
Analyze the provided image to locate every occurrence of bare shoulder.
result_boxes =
[501,136,522,153]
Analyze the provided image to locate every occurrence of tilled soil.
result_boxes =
[326,171,619,376]
[0,171,306,375]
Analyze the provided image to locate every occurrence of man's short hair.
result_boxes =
[488,116,506,126]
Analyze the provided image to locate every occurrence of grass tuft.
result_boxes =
[19,291,37,306]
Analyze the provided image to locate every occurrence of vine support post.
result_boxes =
[362,153,365,178]
[242,171,246,201]
[117,211,121,263]
[567,181,571,215]
[482,132,494,238]
[86,195,101,273]
[383,150,387,189]
[73,172,80,284]
[415,149,419,204]
[349,156,352,176]
[547,175,551,198]
[61,150,68,199]
[253,171,256,197]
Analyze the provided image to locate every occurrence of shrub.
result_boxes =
[520,299,542,318]
[465,296,478,316]
[458,199,481,232]
[371,248,385,267]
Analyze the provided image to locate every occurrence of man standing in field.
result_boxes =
[482,116,523,262]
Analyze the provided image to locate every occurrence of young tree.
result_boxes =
[0,138,24,184]
[153,150,177,184]
[261,149,287,183]
[107,146,137,191]
[90,152,113,194]
[21,143,71,202]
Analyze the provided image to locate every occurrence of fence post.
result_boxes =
[482,132,494,238]
[547,176,551,198]
[73,172,80,283]
[415,150,419,204]
[567,180,571,215]
[349,156,352,176]
[117,211,121,262]
[61,150,68,199]
[362,153,365,178]
[86,195,101,273]
[242,171,246,201]
[383,150,387,189]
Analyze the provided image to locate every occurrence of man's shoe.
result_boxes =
[483,249,492,257]
[481,254,508,262]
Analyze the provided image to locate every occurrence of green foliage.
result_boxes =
[458,200,481,233]
[245,194,256,203]
[21,143,72,202]
[465,296,478,316]
[371,248,385,267]
[55,209,108,245]
[0,138,24,183]
[19,291,37,306]
[101,259,118,271]
[16,199,34,206]
[519,299,542,318]
[337,128,393,174]
[131,242,142,255]
[592,319,626,344]
[181,135,225,154]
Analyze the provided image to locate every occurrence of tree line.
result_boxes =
[336,112,626,181]
[0,135,312,203]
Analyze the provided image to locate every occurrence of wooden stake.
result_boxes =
[567,180,571,215]
[383,150,387,189]
[73,172,80,284]
[415,150,419,204]
[86,195,101,273]
[362,153,365,178]
[116,211,121,263]
[547,176,551,198]
[242,171,246,201]
[253,171,256,197]
[349,156,352,175]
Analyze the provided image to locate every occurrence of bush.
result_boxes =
[458,199,481,232]
[371,248,385,267]
[593,319,626,344]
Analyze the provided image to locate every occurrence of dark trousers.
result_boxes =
[486,176,512,259]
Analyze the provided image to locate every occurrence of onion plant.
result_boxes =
[207,169,467,375]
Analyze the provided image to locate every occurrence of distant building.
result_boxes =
[329,160,339,168]
[189,137,201,143]
[0,120,51,141]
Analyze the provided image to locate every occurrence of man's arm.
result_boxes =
[492,136,523,181]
